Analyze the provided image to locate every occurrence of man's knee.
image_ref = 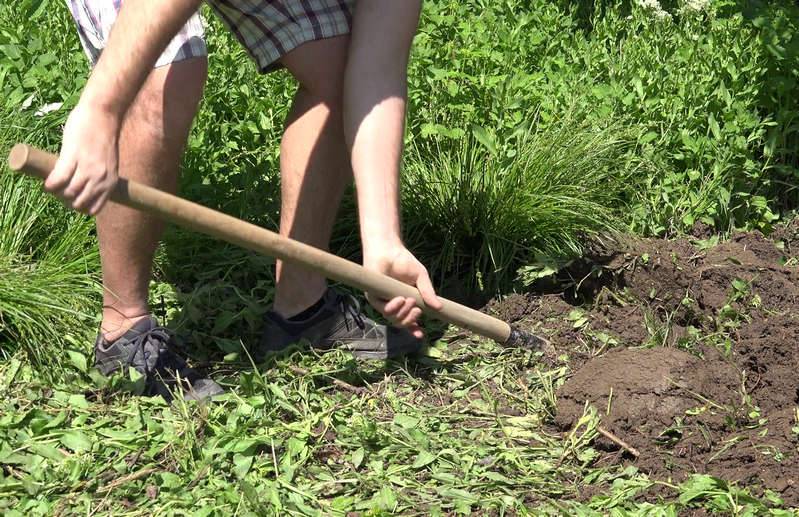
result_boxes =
[295,58,346,112]
[298,77,345,113]
[127,57,207,144]
[283,37,349,111]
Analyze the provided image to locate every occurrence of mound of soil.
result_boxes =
[494,227,799,505]
[555,347,741,449]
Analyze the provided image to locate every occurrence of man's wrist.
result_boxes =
[80,84,127,119]
[362,234,404,257]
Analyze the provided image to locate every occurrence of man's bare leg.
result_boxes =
[272,37,352,318]
[99,58,207,341]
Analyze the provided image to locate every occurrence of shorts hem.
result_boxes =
[255,29,351,74]
[154,37,208,69]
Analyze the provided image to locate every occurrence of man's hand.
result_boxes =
[44,0,203,216]
[364,244,443,339]
[45,102,121,215]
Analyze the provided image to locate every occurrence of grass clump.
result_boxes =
[402,116,632,293]
[0,115,99,368]
[0,0,100,367]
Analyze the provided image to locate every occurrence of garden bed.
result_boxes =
[486,227,799,506]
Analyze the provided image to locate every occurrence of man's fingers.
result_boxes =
[63,173,90,200]
[379,296,405,317]
[71,182,98,213]
[365,293,392,315]
[88,189,111,216]
[416,271,443,311]
[368,295,424,333]
[401,307,422,328]
[391,297,416,323]
[44,155,77,193]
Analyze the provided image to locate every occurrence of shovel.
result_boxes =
[8,144,549,351]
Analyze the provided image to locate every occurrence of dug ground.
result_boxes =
[485,223,799,506]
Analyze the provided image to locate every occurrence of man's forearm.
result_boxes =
[82,0,203,116]
[343,0,421,254]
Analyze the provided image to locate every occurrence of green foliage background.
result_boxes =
[1,0,797,381]
[1,0,799,513]
[410,0,799,236]
[3,0,799,297]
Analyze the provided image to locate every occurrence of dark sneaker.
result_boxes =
[258,289,423,360]
[94,316,224,402]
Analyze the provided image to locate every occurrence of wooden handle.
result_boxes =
[8,144,513,344]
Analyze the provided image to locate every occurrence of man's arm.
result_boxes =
[46,0,202,214]
[344,0,443,336]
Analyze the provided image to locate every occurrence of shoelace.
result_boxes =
[337,294,386,339]
[125,326,186,377]
[338,294,367,332]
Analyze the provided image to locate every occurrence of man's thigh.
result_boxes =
[64,1,207,145]
[124,58,207,148]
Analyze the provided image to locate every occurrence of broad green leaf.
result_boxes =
[66,351,87,373]
[233,453,253,479]
[412,450,436,469]
[351,447,365,469]
[708,113,721,140]
[678,474,723,504]
[59,431,92,453]
[393,414,420,429]
[159,472,182,489]
[471,124,498,155]
[373,486,397,511]
[28,442,65,463]
[67,394,89,410]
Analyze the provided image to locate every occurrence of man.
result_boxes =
[55,0,442,400]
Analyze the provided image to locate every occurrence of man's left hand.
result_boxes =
[363,245,443,339]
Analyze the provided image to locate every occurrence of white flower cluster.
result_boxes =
[683,0,710,12]
[635,0,672,20]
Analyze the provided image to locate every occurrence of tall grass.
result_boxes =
[401,115,634,293]
[0,109,100,369]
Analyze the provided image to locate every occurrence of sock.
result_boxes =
[287,295,326,322]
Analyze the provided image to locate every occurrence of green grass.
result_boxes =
[2,338,790,516]
[401,115,633,293]
[0,108,100,369]
[0,0,101,368]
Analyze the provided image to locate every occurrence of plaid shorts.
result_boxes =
[66,0,355,73]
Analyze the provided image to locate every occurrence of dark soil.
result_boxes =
[487,227,799,506]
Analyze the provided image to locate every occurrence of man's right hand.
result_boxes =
[44,102,122,216]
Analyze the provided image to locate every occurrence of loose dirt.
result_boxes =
[486,227,799,505]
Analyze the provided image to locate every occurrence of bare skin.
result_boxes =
[99,58,207,342]
[272,37,353,318]
[344,0,442,332]
[51,0,441,339]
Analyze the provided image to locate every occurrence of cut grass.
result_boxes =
[0,334,788,515]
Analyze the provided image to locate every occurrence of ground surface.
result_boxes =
[489,223,799,510]
[3,226,799,515]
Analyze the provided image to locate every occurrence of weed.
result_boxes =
[401,115,630,293]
